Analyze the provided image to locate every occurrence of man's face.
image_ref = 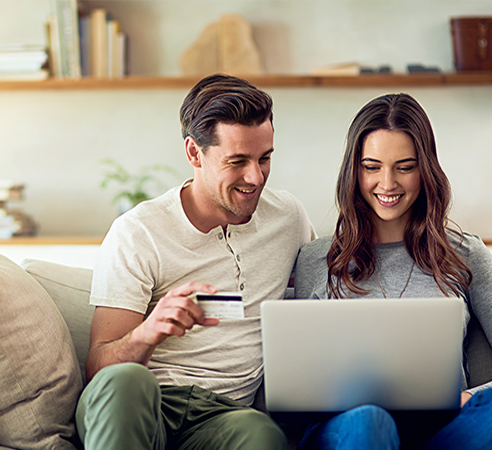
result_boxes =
[197,120,274,225]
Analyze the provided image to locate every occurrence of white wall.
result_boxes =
[0,0,491,239]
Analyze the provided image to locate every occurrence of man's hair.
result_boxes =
[179,74,273,150]
[327,93,472,298]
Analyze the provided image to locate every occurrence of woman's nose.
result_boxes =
[379,168,398,191]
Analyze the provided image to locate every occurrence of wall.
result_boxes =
[0,0,491,239]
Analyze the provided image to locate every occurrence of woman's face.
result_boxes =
[358,129,422,242]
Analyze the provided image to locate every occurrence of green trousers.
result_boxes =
[76,363,288,450]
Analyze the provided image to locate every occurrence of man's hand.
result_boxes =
[133,282,220,346]
[86,281,220,382]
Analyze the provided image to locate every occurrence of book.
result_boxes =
[0,181,24,201]
[46,0,81,79]
[66,0,82,78]
[0,44,46,53]
[118,32,127,77]
[0,70,49,81]
[0,45,48,74]
[55,0,68,77]
[79,14,91,76]
[107,19,119,78]
[55,0,81,78]
[90,8,108,78]
[0,57,48,73]
[46,14,63,77]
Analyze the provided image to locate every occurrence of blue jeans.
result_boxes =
[423,388,492,449]
[299,388,492,449]
[298,405,400,450]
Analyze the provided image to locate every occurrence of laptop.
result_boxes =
[260,298,463,421]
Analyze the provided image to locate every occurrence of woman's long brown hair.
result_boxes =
[327,93,472,298]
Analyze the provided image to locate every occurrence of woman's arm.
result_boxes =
[460,234,492,395]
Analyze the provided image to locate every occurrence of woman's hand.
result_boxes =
[461,391,472,407]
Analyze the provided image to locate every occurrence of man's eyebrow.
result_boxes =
[226,148,274,159]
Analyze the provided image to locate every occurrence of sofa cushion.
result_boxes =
[21,259,94,386]
[0,254,83,450]
[465,312,492,388]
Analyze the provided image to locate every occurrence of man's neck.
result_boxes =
[180,182,251,233]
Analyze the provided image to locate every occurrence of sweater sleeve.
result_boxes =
[460,234,492,394]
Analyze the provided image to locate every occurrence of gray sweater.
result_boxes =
[294,232,492,394]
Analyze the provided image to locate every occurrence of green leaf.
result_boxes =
[99,157,183,207]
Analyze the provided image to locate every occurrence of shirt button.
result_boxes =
[218,233,223,240]
[228,232,231,238]
[240,283,244,290]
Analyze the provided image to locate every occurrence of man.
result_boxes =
[76,74,316,449]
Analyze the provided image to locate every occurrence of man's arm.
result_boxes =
[85,282,219,382]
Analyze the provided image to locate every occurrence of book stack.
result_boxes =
[0,182,23,239]
[0,211,20,239]
[80,8,128,78]
[47,1,127,79]
[0,44,49,81]
[0,182,38,238]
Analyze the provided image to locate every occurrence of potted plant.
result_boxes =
[100,158,182,213]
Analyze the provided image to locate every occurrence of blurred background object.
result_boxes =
[0,181,38,238]
[179,13,264,76]
[451,17,492,71]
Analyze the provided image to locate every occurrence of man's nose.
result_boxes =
[243,162,264,185]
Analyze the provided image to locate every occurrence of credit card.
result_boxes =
[189,291,244,319]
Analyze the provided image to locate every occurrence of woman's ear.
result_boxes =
[185,137,202,168]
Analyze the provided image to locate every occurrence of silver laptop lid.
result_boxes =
[261,298,463,413]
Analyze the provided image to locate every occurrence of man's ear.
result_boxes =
[185,137,202,168]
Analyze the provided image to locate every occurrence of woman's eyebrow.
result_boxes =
[360,157,417,163]
[396,157,418,164]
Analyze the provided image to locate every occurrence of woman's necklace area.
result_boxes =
[375,261,415,299]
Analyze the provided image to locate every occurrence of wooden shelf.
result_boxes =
[0,236,103,245]
[0,72,491,90]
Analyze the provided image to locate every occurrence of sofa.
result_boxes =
[1,253,492,450]
[0,255,93,450]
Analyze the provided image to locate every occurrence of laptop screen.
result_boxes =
[261,298,462,414]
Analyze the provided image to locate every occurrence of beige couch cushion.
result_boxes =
[0,255,83,450]
[22,259,94,386]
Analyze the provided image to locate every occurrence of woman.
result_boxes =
[295,93,492,449]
